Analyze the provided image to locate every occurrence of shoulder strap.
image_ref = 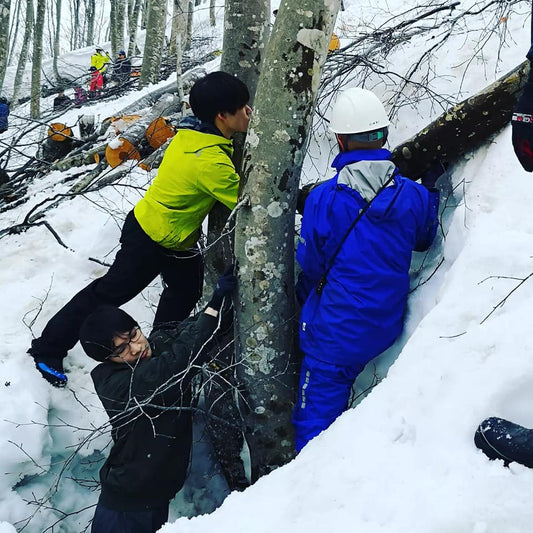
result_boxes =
[316,171,397,295]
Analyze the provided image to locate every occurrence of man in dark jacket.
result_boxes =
[293,87,440,452]
[80,269,236,533]
[112,50,132,85]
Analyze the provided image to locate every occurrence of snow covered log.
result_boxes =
[105,94,181,168]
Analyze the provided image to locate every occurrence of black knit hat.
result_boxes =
[79,306,138,362]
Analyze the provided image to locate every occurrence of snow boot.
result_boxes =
[475,417,533,468]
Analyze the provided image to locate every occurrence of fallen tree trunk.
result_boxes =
[105,94,182,167]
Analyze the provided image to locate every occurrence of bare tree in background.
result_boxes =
[30,0,46,118]
[12,0,34,104]
[52,0,62,81]
[86,0,96,45]
[0,0,12,92]
[186,0,193,50]
[127,0,143,56]
[110,0,126,57]
[169,0,189,56]
[139,0,167,86]
[209,0,215,26]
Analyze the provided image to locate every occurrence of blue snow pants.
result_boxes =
[91,502,169,533]
[292,354,363,452]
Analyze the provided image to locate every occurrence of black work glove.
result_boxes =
[420,160,446,189]
[208,265,237,311]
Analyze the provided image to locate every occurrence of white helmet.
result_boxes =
[329,87,390,134]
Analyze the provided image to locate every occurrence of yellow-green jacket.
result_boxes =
[134,129,239,250]
[91,52,109,73]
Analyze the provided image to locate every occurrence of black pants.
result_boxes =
[91,502,168,533]
[31,211,203,366]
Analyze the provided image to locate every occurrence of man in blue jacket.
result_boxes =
[293,87,440,452]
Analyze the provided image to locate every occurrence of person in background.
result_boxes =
[74,85,88,107]
[81,268,236,533]
[53,88,71,111]
[28,71,251,388]
[293,87,440,452]
[91,47,110,83]
[112,50,132,85]
[88,66,104,98]
[0,96,10,133]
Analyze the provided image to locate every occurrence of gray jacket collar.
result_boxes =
[337,160,396,201]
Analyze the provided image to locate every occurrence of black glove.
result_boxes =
[420,160,446,189]
[208,265,237,311]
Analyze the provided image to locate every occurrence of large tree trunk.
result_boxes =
[139,0,166,86]
[12,0,34,105]
[233,0,341,481]
[220,0,270,106]
[0,0,12,91]
[205,0,270,292]
[203,0,272,489]
[30,0,46,119]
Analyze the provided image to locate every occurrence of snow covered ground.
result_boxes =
[1,1,533,532]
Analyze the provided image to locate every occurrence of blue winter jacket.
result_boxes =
[0,101,8,132]
[296,149,439,367]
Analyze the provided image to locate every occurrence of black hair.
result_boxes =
[79,305,138,362]
[189,71,249,123]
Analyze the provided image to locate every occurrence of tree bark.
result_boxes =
[169,0,187,57]
[86,0,96,46]
[12,0,34,105]
[139,0,166,86]
[233,0,341,481]
[220,0,270,106]
[127,0,142,56]
[0,0,12,91]
[205,0,270,298]
[30,0,46,119]
[110,0,126,57]
[52,0,62,81]
[185,0,193,50]
[209,0,215,26]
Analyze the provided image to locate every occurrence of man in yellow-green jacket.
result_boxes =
[28,71,251,387]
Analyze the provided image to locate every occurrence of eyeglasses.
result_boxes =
[111,327,142,357]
